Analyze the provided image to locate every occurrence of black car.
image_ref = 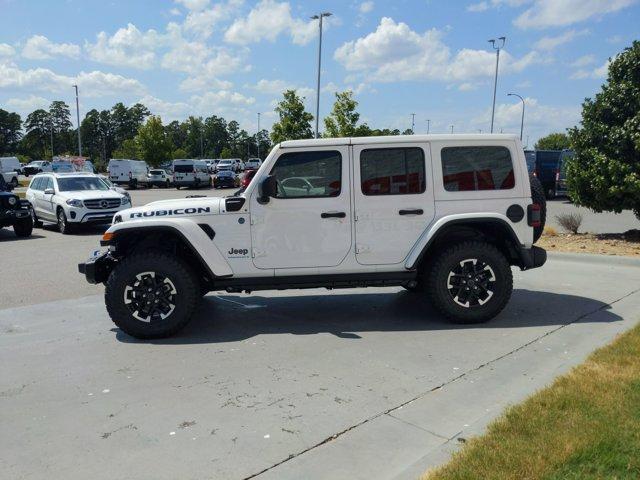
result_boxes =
[0,175,33,238]
[213,170,238,188]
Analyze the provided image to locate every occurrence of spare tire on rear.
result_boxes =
[529,174,546,243]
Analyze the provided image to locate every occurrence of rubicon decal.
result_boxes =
[129,207,211,218]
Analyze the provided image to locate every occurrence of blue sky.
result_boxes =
[1,0,638,145]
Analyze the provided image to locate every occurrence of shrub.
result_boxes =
[543,226,558,236]
[556,213,583,234]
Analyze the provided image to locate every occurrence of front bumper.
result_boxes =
[518,245,547,270]
[0,204,31,225]
[78,251,116,284]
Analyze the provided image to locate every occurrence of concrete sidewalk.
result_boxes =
[1,254,639,480]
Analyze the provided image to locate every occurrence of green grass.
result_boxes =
[423,323,640,480]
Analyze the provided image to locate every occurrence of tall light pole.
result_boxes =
[311,12,331,139]
[488,36,506,133]
[410,113,415,134]
[49,116,54,159]
[507,92,525,141]
[73,85,82,156]
[257,112,261,158]
[426,119,430,134]
[450,124,454,134]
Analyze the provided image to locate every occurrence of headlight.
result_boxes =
[8,196,17,206]
[66,199,83,207]
[121,195,130,205]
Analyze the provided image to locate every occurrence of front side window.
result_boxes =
[174,164,193,173]
[441,146,514,192]
[270,150,341,198]
[44,177,54,191]
[360,147,426,196]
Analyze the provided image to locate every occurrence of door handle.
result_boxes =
[399,209,424,215]
[321,211,346,218]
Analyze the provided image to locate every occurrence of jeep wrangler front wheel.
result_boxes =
[426,241,512,324]
[105,251,200,339]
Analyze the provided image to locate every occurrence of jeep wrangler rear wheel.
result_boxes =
[105,251,200,339]
[427,241,512,324]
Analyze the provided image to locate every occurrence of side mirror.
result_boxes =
[44,188,55,195]
[258,175,277,204]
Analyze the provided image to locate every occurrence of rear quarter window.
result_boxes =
[441,146,514,191]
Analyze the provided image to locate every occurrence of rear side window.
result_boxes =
[360,147,426,195]
[29,178,41,190]
[441,146,514,191]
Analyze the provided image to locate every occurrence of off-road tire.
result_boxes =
[31,207,43,227]
[105,251,200,339]
[529,174,546,243]
[9,176,18,188]
[57,208,73,234]
[13,217,33,237]
[426,241,512,324]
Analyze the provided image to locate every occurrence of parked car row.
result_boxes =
[524,149,573,199]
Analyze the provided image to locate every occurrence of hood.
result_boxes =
[62,190,123,200]
[119,196,224,222]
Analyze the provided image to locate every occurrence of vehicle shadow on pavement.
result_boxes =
[0,230,46,241]
[114,289,622,344]
[38,224,108,236]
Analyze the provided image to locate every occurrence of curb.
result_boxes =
[547,251,640,267]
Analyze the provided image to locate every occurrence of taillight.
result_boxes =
[528,204,541,227]
[555,170,560,181]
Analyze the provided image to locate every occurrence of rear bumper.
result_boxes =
[518,245,547,270]
[78,251,116,284]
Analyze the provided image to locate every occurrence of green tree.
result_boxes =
[111,102,149,150]
[183,116,204,158]
[112,138,140,159]
[271,89,313,144]
[0,109,22,155]
[81,109,115,164]
[203,115,229,157]
[49,100,73,154]
[171,148,188,159]
[135,116,171,167]
[23,109,52,158]
[324,90,361,137]
[567,41,640,219]
[535,132,570,150]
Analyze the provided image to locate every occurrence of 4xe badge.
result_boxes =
[228,247,249,258]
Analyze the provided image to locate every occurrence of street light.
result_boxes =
[410,113,415,134]
[450,124,454,134]
[507,92,525,141]
[73,85,82,156]
[426,119,430,134]
[488,36,506,133]
[311,12,332,139]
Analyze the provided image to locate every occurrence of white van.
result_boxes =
[0,156,21,174]
[172,159,211,189]
[108,159,149,189]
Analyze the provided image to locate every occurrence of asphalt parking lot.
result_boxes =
[2,183,639,479]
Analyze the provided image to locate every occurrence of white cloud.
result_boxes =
[22,35,80,60]
[190,90,255,116]
[359,1,374,13]
[224,0,319,46]
[174,0,210,11]
[169,7,182,16]
[570,54,596,67]
[458,82,478,91]
[475,97,581,139]
[570,58,610,79]
[182,0,243,38]
[0,60,145,97]
[514,0,636,29]
[334,18,542,85]
[85,24,163,69]
[136,95,191,122]
[606,34,623,44]
[533,29,588,50]
[467,2,490,12]
[179,76,233,92]
[250,79,314,98]
[0,43,16,57]
[6,95,51,112]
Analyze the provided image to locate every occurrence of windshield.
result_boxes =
[57,177,110,192]
[218,160,232,165]
[149,170,164,174]
[174,164,194,173]
[217,171,233,177]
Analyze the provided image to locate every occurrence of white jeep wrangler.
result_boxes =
[79,134,547,339]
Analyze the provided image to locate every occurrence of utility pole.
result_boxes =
[200,129,204,158]
[73,85,82,156]
[450,124,454,134]
[426,119,430,134]
[488,36,506,133]
[257,112,261,158]
[507,92,525,141]
[410,113,415,134]
[311,12,332,139]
